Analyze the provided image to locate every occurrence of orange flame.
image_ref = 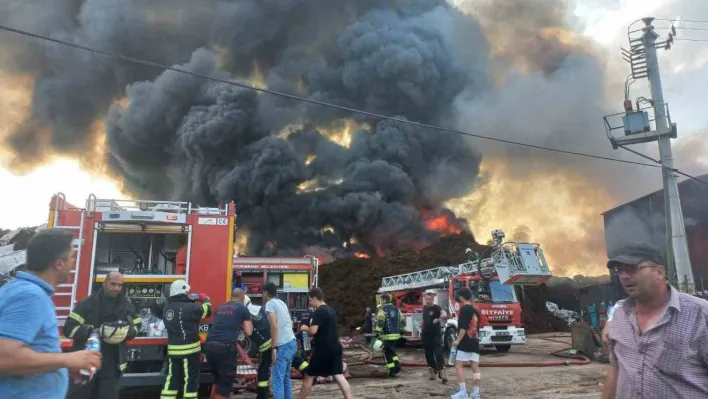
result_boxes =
[354,252,371,259]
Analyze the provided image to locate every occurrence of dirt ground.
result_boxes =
[122,334,608,398]
[243,334,608,399]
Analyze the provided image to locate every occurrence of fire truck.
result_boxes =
[377,229,552,353]
[48,193,318,387]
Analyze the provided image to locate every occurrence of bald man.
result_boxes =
[64,271,142,399]
[204,289,254,399]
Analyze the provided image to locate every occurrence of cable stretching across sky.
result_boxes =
[0,23,705,185]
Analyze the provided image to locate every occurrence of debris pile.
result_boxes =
[546,301,579,327]
[0,226,42,275]
[320,232,566,334]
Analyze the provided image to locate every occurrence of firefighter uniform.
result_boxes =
[161,293,212,399]
[376,300,405,376]
[63,288,142,399]
[250,305,273,398]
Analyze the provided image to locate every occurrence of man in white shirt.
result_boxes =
[264,282,297,399]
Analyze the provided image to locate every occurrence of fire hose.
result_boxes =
[360,334,590,367]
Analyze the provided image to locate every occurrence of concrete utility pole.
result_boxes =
[603,17,695,294]
[641,18,693,294]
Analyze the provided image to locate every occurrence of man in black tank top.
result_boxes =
[296,288,352,399]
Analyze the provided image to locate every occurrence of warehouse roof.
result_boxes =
[602,173,708,223]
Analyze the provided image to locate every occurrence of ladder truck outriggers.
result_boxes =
[377,229,552,353]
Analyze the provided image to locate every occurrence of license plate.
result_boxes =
[496,332,510,336]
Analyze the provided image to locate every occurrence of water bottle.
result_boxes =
[414,319,421,333]
[80,331,101,383]
[302,331,311,351]
[447,347,457,366]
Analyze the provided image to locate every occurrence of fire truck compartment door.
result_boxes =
[283,273,308,289]
[96,223,190,234]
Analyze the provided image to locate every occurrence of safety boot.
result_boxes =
[438,369,448,384]
[429,368,436,380]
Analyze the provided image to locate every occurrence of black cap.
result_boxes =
[607,241,666,269]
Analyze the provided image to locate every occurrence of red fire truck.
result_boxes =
[377,229,552,353]
[48,193,318,387]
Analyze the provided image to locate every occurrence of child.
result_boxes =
[450,287,481,399]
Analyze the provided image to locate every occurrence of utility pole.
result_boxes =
[602,17,695,294]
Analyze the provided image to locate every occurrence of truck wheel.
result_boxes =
[496,345,511,353]
[238,335,258,358]
[444,327,457,350]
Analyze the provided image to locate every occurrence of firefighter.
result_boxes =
[161,279,212,399]
[375,293,405,377]
[64,271,142,399]
[243,293,273,399]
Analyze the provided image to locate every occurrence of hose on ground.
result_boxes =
[361,334,590,367]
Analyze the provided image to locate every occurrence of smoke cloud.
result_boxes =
[1,0,704,272]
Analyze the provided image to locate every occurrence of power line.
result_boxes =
[0,23,698,176]
[675,38,708,42]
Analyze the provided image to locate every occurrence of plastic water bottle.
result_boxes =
[80,331,101,383]
[302,331,311,351]
[447,347,457,366]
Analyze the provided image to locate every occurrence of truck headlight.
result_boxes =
[518,330,525,336]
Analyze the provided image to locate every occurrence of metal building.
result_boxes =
[602,173,708,294]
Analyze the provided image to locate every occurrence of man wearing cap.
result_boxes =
[601,241,708,399]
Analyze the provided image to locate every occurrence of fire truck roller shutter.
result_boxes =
[96,223,190,233]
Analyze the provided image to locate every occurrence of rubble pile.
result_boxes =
[0,226,41,275]
[320,232,565,334]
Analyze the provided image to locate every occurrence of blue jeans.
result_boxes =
[271,339,297,399]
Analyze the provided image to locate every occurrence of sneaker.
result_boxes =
[469,390,481,399]
[429,368,436,380]
[450,390,470,399]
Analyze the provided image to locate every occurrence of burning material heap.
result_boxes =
[320,232,564,334]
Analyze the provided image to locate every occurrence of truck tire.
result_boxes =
[238,335,258,358]
[444,327,457,350]
[496,344,511,353]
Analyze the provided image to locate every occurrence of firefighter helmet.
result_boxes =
[371,339,383,352]
[99,321,131,344]
[170,279,190,297]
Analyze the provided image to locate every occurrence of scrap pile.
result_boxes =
[320,232,567,334]
[0,226,42,276]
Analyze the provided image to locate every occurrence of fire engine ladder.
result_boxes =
[378,259,497,317]
[52,193,88,326]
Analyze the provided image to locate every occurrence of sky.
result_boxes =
[0,0,706,230]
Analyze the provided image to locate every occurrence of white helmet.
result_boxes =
[170,279,190,297]
[99,321,131,345]
[371,339,383,353]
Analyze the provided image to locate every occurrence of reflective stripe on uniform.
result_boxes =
[167,341,201,356]
[182,358,189,396]
[160,360,175,398]
[132,317,142,325]
[68,326,81,338]
[386,362,396,369]
[298,361,309,371]
[257,380,269,387]
[120,363,127,372]
[69,312,85,324]
[201,303,211,319]
[383,334,401,341]
[181,358,198,398]
[259,339,272,352]
[392,356,400,362]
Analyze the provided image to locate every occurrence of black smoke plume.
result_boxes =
[1,0,484,257]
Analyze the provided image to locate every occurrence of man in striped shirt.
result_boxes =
[602,241,708,399]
